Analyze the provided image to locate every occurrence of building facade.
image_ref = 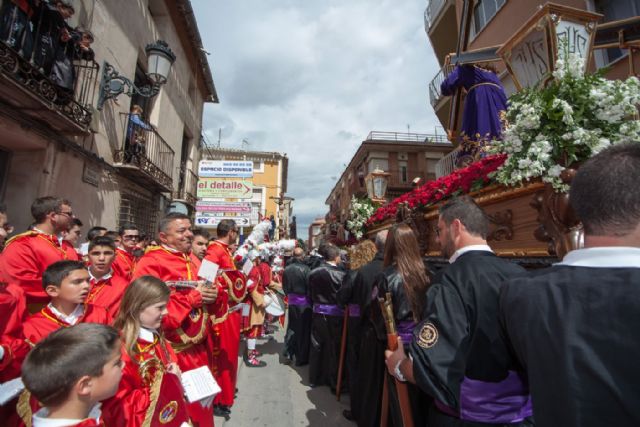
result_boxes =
[426,0,640,132]
[0,0,217,237]
[307,216,326,250]
[200,147,289,239]
[324,131,453,225]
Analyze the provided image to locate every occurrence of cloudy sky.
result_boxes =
[192,0,442,233]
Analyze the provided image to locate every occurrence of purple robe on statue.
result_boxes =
[441,65,507,164]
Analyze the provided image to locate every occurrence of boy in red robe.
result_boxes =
[2,197,79,306]
[21,324,123,427]
[133,212,218,427]
[111,223,140,280]
[22,261,110,345]
[85,236,129,319]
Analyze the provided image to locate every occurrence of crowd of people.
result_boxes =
[0,143,639,427]
[278,143,640,427]
[0,196,288,426]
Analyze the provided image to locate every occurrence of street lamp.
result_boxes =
[497,3,601,90]
[97,40,177,110]
[365,167,390,204]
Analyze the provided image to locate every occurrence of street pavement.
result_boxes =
[215,325,355,426]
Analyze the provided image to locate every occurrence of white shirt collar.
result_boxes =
[48,303,84,325]
[558,247,640,268]
[32,404,101,427]
[138,327,157,343]
[449,244,494,264]
[88,269,112,283]
[161,244,181,253]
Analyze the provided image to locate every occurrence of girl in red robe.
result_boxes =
[101,276,191,427]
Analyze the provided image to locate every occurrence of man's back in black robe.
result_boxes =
[282,258,311,365]
[409,251,532,426]
[308,262,346,389]
[501,263,640,427]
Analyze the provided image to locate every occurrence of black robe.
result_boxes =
[336,269,362,411]
[282,258,311,365]
[308,262,346,390]
[501,264,640,427]
[349,253,385,426]
[410,251,532,427]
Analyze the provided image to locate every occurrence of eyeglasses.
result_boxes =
[57,210,74,218]
[2,223,14,233]
[123,235,140,241]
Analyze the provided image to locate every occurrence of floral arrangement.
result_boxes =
[346,196,376,239]
[489,51,640,191]
[365,154,507,226]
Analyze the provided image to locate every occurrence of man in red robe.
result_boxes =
[85,236,129,320]
[111,223,140,280]
[133,212,218,427]
[204,219,246,416]
[1,197,79,306]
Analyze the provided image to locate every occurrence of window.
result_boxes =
[119,189,158,237]
[471,0,506,37]
[251,188,264,223]
[398,161,408,183]
[593,0,640,66]
[253,161,264,173]
[368,159,389,173]
[131,65,154,120]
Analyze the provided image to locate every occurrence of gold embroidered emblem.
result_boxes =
[159,400,178,424]
[234,278,244,291]
[418,322,438,349]
[188,308,202,322]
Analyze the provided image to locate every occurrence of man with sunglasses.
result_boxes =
[111,223,140,280]
[1,196,79,305]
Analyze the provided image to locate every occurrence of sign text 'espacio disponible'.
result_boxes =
[198,160,254,178]
[196,178,253,199]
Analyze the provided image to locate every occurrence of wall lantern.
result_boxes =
[97,40,176,110]
[497,3,601,90]
[365,167,390,203]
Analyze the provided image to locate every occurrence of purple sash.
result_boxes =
[348,304,360,317]
[396,320,416,344]
[313,303,344,317]
[436,371,533,423]
[288,293,311,307]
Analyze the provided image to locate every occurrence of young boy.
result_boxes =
[22,323,123,427]
[22,261,110,345]
[86,236,129,319]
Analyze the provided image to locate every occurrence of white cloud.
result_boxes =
[193,0,441,233]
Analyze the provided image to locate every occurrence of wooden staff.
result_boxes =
[336,308,349,401]
[380,372,390,427]
[379,292,414,427]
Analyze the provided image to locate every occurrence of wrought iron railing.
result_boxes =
[116,113,174,190]
[429,63,455,108]
[0,2,99,130]
[365,131,449,144]
[174,168,198,206]
[424,0,448,32]
[435,146,462,178]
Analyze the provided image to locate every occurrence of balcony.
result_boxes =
[435,146,462,178]
[424,0,447,32]
[173,168,198,207]
[114,113,175,192]
[428,63,454,109]
[365,131,449,144]
[0,3,99,134]
[423,0,457,63]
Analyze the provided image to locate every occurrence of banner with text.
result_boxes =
[198,160,254,178]
[195,201,252,214]
[194,213,251,227]
[196,178,253,199]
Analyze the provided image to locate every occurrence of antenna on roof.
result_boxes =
[242,139,250,150]
[217,128,221,148]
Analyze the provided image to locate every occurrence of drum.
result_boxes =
[264,289,285,316]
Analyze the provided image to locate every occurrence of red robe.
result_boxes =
[112,248,137,281]
[258,261,272,288]
[1,231,80,304]
[102,336,191,427]
[204,241,244,407]
[22,304,110,345]
[86,273,129,320]
[0,283,28,381]
[133,247,215,427]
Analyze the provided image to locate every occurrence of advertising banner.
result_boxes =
[196,178,253,199]
[198,160,254,178]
